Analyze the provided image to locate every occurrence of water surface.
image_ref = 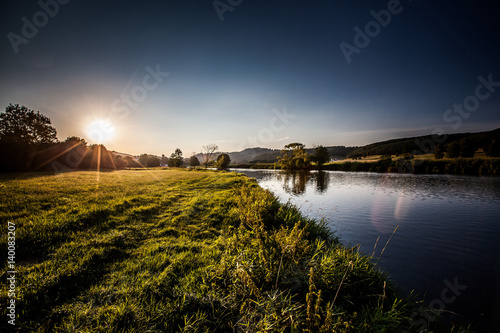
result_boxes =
[232,169,500,332]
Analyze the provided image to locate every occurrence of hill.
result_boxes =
[219,146,357,164]
[347,128,500,158]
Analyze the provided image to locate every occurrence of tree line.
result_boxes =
[0,104,230,172]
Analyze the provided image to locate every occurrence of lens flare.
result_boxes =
[86,119,115,143]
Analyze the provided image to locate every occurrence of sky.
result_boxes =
[1,0,500,156]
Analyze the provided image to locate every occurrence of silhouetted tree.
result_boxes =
[64,136,87,147]
[215,153,231,169]
[0,104,58,144]
[446,141,460,158]
[0,104,60,171]
[59,136,87,169]
[434,144,444,159]
[168,148,183,167]
[486,139,500,157]
[189,155,200,167]
[85,144,115,169]
[311,145,330,167]
[458,138,476,158]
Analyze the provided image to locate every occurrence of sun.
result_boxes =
[86,119,115,144]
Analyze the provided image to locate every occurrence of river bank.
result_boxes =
[231,157,500,176]
[0,169,472,331]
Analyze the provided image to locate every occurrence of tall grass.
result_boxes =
[0,170,471,332]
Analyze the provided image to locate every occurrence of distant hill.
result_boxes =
[347,128,500,158]
[110,151,136,158]
[222,146,357,164]
[120,128,500,166]
[229,148,278,163]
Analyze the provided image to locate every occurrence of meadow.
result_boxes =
[0,169,469,332]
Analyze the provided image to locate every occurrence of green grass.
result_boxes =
[0,169,472,332]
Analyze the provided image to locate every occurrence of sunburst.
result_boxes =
[86,119,115,144]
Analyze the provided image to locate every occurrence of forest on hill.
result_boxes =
[347,128,500,159]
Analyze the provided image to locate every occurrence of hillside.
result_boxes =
[220,146,356,164]
[347,128,500,158]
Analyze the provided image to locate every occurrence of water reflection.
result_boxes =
[277,170,330,195]
[315,170,329,193]
[231,168,500,331]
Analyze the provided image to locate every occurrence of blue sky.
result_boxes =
[1,0,499,155]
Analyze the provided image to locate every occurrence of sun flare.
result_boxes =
[86,119,115,144]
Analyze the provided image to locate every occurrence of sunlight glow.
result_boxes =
[86,119,115,144]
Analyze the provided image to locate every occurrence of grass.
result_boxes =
[330,152,500,164]
[0,169,472,332]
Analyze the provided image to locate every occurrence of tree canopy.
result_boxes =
[189,155,200,167]
[277,143,311,170]
[216,153,231,169]
[139,154,160,167]
[311,145,330,166]
[0,104,58,144]
[168,148,183,167]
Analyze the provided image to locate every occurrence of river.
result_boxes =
[231,169,500,332]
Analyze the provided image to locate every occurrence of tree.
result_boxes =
[277,143,311,170]
[446,141,460,158]
[202,144,218,168]
[139,154,160,167]
[65,136,87,147]
[486,139,500,157]
[189,155,200,167]
[0,104,58,144]
[215,153,231,169]
[168,148,183,167]
[113,155,127,169]
[434,144,444,159]
[124,156,140,168]
[160,154,169,166]
[311,145,330,167]
[459,138,476,158]
[84,144,115,170]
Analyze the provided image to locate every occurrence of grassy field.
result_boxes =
[1,169,469,332]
